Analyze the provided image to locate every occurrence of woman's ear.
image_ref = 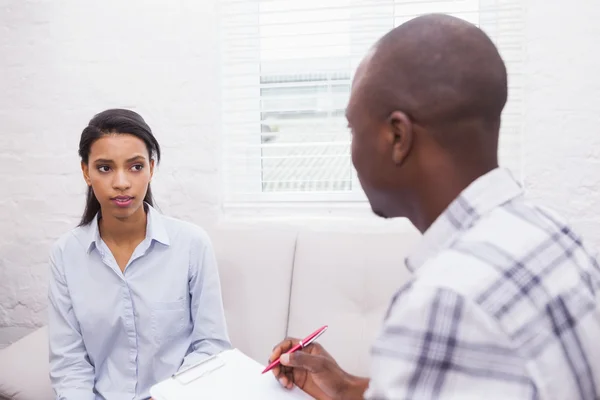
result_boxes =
[81,161,92,186]
[388,111,414,166]
[149,159,155,181]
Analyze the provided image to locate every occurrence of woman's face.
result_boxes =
[81,133,154,221]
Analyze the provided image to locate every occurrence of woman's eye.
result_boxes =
[97,166,110,173]
[131,164,144,172]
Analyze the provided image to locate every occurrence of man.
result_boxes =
[269,13,600,400]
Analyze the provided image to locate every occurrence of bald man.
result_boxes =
[268,14,600,400]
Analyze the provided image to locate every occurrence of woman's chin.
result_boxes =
[105,202,143,221]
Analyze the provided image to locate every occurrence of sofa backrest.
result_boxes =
[286,228,420,377]
[0,325,53,400]
[208,224,298,363]
[210,221,421,376]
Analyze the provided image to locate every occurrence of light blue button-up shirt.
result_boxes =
[48,205,231,400]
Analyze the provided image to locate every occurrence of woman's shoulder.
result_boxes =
[49,224,94,256]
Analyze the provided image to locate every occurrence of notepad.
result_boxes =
[149,348,315,400]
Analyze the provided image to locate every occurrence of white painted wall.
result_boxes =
[1,0,599,348]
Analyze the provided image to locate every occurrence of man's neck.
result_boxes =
[99,206,147,247]
[411,163,497,234]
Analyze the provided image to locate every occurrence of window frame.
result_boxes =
[220,0,523,210]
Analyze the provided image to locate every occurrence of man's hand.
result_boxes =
[269,338,369,400]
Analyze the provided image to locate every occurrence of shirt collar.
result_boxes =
[82,203,170,253]
[405,168,524,274]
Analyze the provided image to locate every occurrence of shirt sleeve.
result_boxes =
[47,244,96,400]
[365,283,536,400]
[178,230,231,371]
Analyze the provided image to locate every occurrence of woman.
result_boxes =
[48,109,231,400]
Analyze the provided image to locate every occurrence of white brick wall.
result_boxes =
[0,0,223,347]
[1,0,600,348]
[523,0,600,248]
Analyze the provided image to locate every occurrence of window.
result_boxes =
[220,0,524,205]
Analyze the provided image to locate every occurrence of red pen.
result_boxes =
[262,325,328,374]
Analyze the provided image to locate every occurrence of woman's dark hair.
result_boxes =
[78,109,161,226]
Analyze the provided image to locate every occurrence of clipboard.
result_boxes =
[149,348,314,400]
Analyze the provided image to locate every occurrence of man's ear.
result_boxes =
[81,161,91,186]
[387,111,414,165]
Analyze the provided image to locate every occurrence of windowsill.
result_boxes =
[217,201,419,234]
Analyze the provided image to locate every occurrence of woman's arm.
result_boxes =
[48,244,96,400]
[178,230,231,371]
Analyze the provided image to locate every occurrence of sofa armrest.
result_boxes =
[0,326,54,400]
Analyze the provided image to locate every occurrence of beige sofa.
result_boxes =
[0,221,420,399]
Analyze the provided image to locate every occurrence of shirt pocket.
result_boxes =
[150,298,189,345]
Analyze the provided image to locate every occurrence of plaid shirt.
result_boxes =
[365,168,600,400]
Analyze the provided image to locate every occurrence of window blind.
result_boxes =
[219,0,524,204]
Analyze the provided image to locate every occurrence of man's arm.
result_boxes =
[345,375,370,399]
[365,284,536,399]
[178,231,231,371]
[48,245,96,400]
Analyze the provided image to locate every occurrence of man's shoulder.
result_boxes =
[459,197,597,269]
[415,197,600,318]
[463,198,570,252]
[413,246,499,303]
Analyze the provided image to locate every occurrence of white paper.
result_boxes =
[150,349,314,400]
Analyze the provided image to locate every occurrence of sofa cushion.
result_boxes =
[207,224,297,364]
[287,226,420,377]
[0,326,53,400]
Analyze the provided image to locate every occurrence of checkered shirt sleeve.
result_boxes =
[365,283,536,400]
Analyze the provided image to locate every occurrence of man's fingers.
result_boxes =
[280,351,326,373]
[269,337,305,388]
[278,375,289,387]
[269,346,283,363]
[282,366,295,389]
[270,338,297,362]
[272,338,295,353]
[269,338,299,380]
[271,364,282,379]
[275,365,294,388]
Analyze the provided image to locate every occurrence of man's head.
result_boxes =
[347,14,507,228]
